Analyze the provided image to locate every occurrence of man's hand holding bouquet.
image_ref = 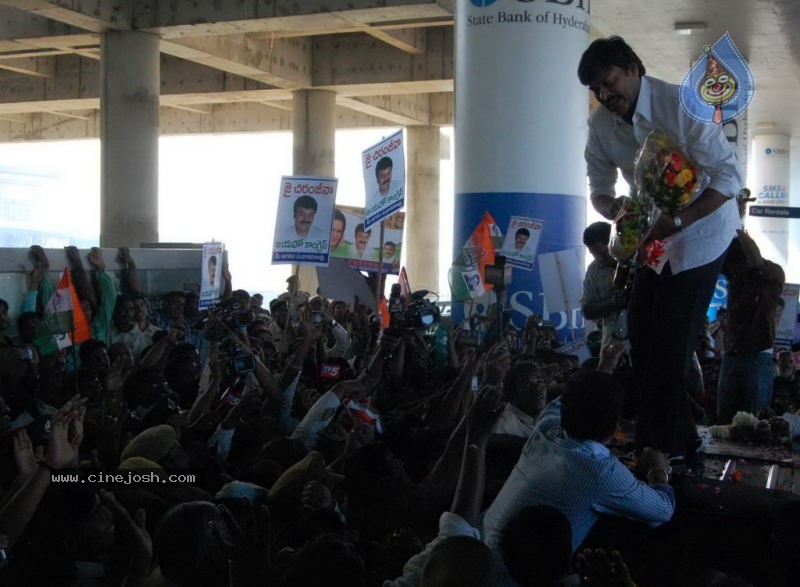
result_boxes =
[610,130,701,275]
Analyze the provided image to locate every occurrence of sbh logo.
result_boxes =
[470,0,497,6]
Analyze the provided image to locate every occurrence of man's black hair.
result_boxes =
[515,228,531,238]
[286,536,366,587]
[500,505,572,587]
[578,36,646,86]
[78,338,107,365]
[208,255,217,265]
[583,221,612,247]
[334,208,346,228]
[154,501,230,587]
[375,156,393,179]
[560,371,624,441]
[384,241,396,248]
[0,298,8,311]
[294,195,318,214]
[355,223,371,236]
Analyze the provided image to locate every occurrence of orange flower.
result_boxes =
[671,152,683,169]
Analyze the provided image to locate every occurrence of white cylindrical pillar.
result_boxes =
[454,0,590,335]
[749,134,790,267]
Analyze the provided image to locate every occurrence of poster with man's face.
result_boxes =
[500,216,544,271]
[200,242,224,309]
[330,205,404,275]
[363,130,405,228]
[272,176,337,267]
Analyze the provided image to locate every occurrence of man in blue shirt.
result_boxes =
[482,370,674,585]
[578,37,743,463]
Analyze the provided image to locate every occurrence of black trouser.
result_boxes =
[629,252,726,457]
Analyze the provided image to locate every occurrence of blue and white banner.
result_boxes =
[453,192,586,334]
[200,241,224,309]
[363,130,405,228]
[272,176,337,267]
[499,216,544,271]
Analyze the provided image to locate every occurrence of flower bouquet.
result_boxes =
[610,130,701,266]
[636,130,699,215]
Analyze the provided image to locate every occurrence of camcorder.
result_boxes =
[204,298,254,341]
[129,394,179,430]
[387,285,440,333]
[220,336,256,376]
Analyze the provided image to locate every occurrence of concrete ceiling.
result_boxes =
[592,0,800,142]
[0,0,796,142]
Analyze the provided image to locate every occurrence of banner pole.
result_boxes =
[375,220,386,306]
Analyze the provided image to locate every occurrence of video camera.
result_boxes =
[219,336,255,377]
[204,298,254,340]
[388,285,440,332]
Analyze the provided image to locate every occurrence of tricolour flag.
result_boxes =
[448,211,504,301]
[345,399,383,434]
[35,269,91,355]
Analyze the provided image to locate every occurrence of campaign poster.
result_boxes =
[363,130,405,228]
[200,242,224,309]
[330,205,403,274]
[775,283,799,347]
[272,176,337,267]
[499,216,544,271]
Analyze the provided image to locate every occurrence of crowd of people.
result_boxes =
[1,35,799,587]
[0,241,795,587]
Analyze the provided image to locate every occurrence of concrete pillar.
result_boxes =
[100,31,160,247]
[453,0,590,337]
[405,126,440,293]
[292,90,336,295]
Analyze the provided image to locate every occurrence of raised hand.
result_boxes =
[211,501,271,585]
[29,245,50,269]
[466,385,505,443]
[117,246,135,268]
[482,342,511,385]
[64,245,83,269]
[99,489,153,580]
[45,395,87,469]
[13,429,44,483]
[87,247,106,270]
[300,480,334,512]
[575,548,636,587]
[598,340,628,374]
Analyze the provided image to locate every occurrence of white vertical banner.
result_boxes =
[749,135,790,266]
[537,248,584,314]
[200,242,224,309]
[363,130,405,228]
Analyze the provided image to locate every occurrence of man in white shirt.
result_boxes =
[578,36,743,464]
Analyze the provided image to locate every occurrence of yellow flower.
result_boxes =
[674,168,693,188]
[679,192,692,206]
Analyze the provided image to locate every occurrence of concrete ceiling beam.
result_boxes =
[0,0,130,32]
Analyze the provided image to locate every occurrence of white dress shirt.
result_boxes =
[585,76,743,274]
